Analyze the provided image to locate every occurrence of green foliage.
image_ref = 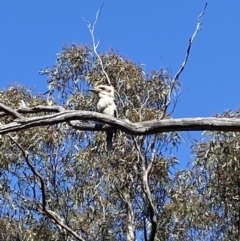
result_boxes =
[165,111,240,240]
[1,44,239,240]
[0,44,181,240]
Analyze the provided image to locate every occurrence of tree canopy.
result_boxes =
[1,3,240,241]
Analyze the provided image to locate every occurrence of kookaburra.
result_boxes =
[89,85,117,151]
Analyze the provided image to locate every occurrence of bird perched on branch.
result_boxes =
[88,85,117,151]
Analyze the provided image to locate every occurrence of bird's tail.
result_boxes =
[106,132,113,151]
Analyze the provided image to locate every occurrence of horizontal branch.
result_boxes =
[1,106,240,135]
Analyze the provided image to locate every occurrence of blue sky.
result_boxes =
[0,1,240,164]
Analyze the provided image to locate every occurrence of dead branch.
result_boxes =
[83,3,112,86]
[0,103,23,119]
[161,3,208,119]
[0,103,240,135]
[173,2,207,82]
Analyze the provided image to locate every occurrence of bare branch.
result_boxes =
[126,201,135,241]
[0,105,64,117]
[83,3,112,86]
[144,151,157,241]
[1,102,240,135]
[7,134,86,241]
[160,3,208,118]
[118,190,136,241]
[174,3,207,82]
[134,138,157,241]
[0,103,23,119]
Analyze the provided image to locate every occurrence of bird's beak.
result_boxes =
[88,88,98,92]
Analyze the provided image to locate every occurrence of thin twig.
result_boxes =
[174,2,208,82]
[83,3,112,86]
[161,3,208,118]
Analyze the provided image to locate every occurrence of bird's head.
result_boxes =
[88,85,115,98]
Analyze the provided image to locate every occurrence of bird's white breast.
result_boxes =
[97,96,116,116]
